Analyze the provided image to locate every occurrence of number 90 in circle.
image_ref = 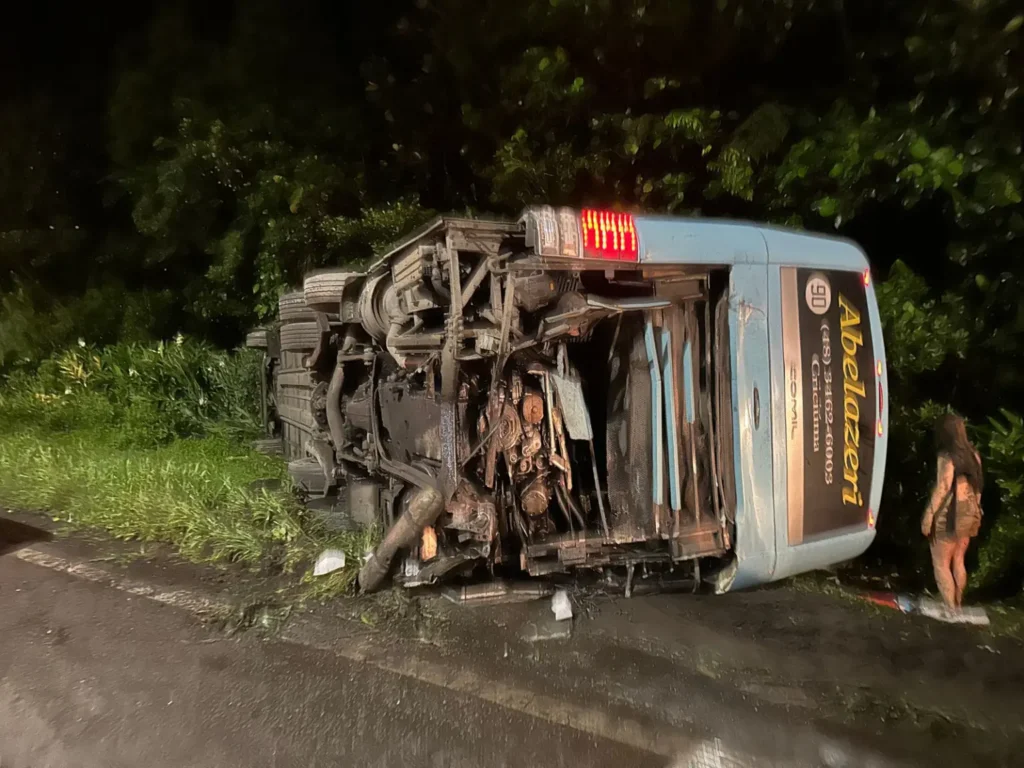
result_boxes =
[805,273,832,315]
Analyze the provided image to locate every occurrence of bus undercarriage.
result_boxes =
[253,212,736,593]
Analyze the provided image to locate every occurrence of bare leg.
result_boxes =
[952,536,971,608]
[930,537,958,610]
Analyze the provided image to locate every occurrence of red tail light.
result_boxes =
[580,209,639,261]
[862,268,871,287]
[868,508,876,528]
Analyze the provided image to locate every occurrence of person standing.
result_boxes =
[921,414,984,610]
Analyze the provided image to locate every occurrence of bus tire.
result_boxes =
[304,269,359,312]
[279,291,314,323]
[279,322,320,352]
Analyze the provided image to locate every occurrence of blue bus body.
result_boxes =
[632,216,888,591]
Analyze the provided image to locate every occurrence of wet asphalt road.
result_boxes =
[0,555,654,768]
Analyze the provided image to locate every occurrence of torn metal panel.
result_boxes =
[658,326,682,514]
[550,373,592,442]
[585,295,672,312]
[604,319,656,542]
[644,319,666,515]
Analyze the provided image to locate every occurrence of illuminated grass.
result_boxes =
[0,427,372,590]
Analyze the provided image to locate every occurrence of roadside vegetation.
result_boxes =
[0,339,371,592]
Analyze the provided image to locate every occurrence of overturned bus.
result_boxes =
[266,207,888,594]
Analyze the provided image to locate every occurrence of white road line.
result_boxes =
[14,546,695,759]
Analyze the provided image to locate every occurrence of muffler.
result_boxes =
[357,486,444,593]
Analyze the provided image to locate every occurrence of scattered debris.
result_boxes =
[551,589,573,621]
[859,591,990,626]
[520,618,573,643]
[442,580,553,606]
[917,599,990,626]
[312,548,347,576]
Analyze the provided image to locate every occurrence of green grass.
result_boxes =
[0,426,374,592]
[0,337,377,596]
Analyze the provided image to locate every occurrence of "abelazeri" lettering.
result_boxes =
[839,294,866,507]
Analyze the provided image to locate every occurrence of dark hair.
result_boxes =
[935,414,983,493]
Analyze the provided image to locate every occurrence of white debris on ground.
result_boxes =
[312,549,347,576]
[551,589,573,621]
[917,598,990,626]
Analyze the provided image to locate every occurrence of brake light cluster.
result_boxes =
[523,205,640,262]
[580,209,638,260]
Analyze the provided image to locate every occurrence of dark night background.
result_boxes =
[2,0,1023,589]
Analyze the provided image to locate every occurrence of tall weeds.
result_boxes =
[1,335,263,446]
[0,337,370,587]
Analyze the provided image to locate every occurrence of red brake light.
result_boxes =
[580,209,638,261]
[862,269,871,287]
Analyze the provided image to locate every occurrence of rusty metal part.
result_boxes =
[445,480,497,541]
[442,581,554,605]
[358,486,444,592]
[520,474,551,517]
[496,401,522,452]
[549,453,569,473]
[521,390,544,425]
[509,371,523,404]
[462,418,500,469]
[520,427,542,460]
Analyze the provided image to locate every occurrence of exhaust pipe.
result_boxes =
[325,362,345,455]
[358,486,444,593]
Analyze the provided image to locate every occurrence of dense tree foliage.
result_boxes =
[2,0,1023,588]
